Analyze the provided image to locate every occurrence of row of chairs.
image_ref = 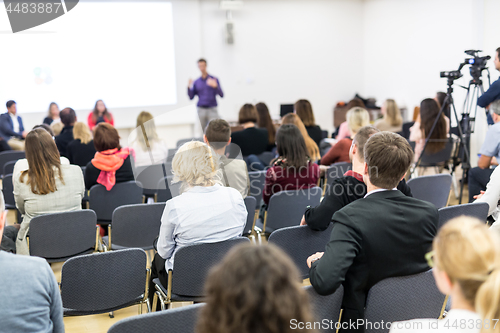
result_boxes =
[109,270,444,333]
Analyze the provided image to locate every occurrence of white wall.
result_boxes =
[197,0,365,132]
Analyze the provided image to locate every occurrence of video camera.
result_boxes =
[464,49,490,80]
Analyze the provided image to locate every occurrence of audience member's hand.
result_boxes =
[307,252,324,268]
[207,78,218,88]
[188,79,193,88]
[473,190,486,200]
[22,131,27,139]
[300,215,307,226]
[319,165,328,176]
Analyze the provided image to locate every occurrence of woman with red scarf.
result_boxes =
[84,123,134,190]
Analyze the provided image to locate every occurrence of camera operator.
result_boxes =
[478,47,500,108]
[468,99,500,203]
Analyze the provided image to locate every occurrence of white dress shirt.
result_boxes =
[10,113,19,133]
[364,188,397,198]
[474,165,500,222]
[157,183,247,271]
[390,309,480,333]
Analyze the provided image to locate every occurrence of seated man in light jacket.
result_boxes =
[0,100,27,150]
[204,118,249,198]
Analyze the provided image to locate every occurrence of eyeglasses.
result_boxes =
[425,250,435,268]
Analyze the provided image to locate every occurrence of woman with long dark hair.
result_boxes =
[255,102,276,151]
[263,124,319,204]
[5,128,84,254]
[295,99,323,146]
[87,99,114,130]
[409,98,449,163]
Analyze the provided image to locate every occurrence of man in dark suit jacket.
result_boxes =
[0,100,26,150]
[301,126,413,231]
[307,131,438,333]
[55,107,76,158]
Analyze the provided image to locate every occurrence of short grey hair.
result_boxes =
[491,100,500,115]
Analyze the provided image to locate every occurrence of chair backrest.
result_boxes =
[176,137,203,148]
[29,210,97,261]
[265,187,323,232]
[257,151,275,166]
[248,170,266,201]
[407,174,452,209]
[134,163,169,196]
[3,160,16,177]
[111,203,165,249]
[420,140,454,165]
[61,248,147,314]
[305,285,344,332]
[0,151,24,177]
[107,303,204,333]
[89,181,143,222]
[438,202,489,230]
[326,162,352,185]
[243,196,257,235]
[2,173,15,207]
[156,176,181,202]
[401,121,414,140]
[364,270,446,333]
[167,149,177,163]
[171,237,250,297]
[268,224,334,279]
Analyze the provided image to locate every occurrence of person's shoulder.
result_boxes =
[0,251,50,271]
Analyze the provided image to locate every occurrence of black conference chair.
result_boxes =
[438,202,489,230]
[134,163,170,199]
[364,270,446,333]
[255,187,322,234]
[176,137,203,148]
[248,170,266,202]
[305,285,344,333]
[2,160,16,178]
[108,303,204,333]
[243,196,257,237]
[61,248,150,316]
[88,181,144,225]
[28,210,98,262]
[268,224,334,279]
[407,174,452,209]
[103,203,165,251]
[153,237,250,310]
[0,151,24,178]
[324,162,352,192]
[156,176,182,202]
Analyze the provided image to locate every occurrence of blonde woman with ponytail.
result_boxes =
[149,141,247,309]
[390,216,500,333]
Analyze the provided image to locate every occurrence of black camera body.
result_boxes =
[464,50,491,80]
[440,70,463,80]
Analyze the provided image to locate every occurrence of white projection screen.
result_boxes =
[0,1,177,112]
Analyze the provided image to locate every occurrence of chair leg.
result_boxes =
[146,298,151,313]
[109,311,114,318]
[152,292,158,312]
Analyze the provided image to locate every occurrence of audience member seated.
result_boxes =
[0,100,26,151]
[85,123,134,190]
[43,102,60,126]
[295,99,323,147]
[336,98,366,140]
[390,217,500,333]
[231,103,268,157]
[307,132,438,333]
[256,102,277,151]
[149,141,247,306]
[469,100,500,203]
[197,243,316,333]
[263,124,320,205]
[301,126,412,231]
[373,99,403,132]
[204,119,249,198]
[281,113,321,162]
[55,107,77,158]
[67,122,97,167]
[473,158,500,230]
[129,111,168,167]
[321,107,369,166]
[87,99,114,131]
[409,98,449,163]
[0,194,64,333]
[3,128,84,255]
